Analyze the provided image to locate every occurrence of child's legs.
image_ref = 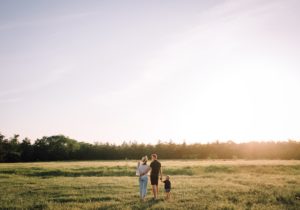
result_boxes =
[167,192,170,198]
[165,190,170,199]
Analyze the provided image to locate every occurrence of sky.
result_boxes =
[1,0,300,144]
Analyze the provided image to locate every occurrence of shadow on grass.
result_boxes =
[52,196,118,203]
[0,167,135,177]
[204,165,236,173]
[130,198,163,210]
[1,165,298,178]
[276,195,295,205]
[164,167,194,175]
[0,166,197,178]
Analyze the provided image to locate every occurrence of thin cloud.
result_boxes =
[0,97,22,104]
[0,67,72,102]
[90,0,280,105]
[0,12,94,31]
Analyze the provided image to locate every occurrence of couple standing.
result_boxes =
[137,154,162,201]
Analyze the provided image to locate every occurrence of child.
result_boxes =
[162,175,171,200]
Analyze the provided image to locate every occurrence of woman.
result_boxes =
[137,156,151,201]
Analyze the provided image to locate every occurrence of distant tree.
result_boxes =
[3,134,21,162]
[1,132,300,162]
[20,138,34,162]
[33,137,49,161]
[0,133,6,162]
[33,135,80,161]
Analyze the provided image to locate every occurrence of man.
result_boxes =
[149,154,162,199]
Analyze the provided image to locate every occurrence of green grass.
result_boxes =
[0,160,299,209]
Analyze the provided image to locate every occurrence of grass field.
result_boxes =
[0,160,299,210]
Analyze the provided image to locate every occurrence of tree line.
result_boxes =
[0,133,299,162]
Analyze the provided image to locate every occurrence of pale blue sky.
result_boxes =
[1,0,300,144]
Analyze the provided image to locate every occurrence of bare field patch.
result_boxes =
[1,159,300,168]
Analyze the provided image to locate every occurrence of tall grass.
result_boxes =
[0,160,299,209]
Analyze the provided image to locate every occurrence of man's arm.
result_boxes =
[159,167,163,180]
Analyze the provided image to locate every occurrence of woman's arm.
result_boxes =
[139,166,151,177]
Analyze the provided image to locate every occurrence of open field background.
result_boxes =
[0,160,300,210]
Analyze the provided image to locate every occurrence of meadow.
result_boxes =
[0,160,299,210]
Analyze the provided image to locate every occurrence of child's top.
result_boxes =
[163,180,171,189]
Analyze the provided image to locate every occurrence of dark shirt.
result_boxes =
[163,180,171,189]
[150,160,161,176]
